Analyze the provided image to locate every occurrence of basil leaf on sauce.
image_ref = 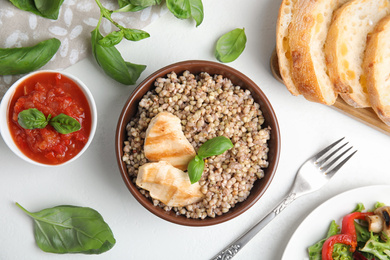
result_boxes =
[188,155,205,184]
[18,108,50,129]
[215,28,247,63]
[0,38,61,75]
[49,114,81,134]
[197,136,234,159]
[16,203,116,254]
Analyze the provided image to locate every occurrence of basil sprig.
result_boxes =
[16,203,116,254]
[215,28,247,63]
[188,136,233,184]
[0,38,60,76]
[18,108,81,134]
[9,0,64,20]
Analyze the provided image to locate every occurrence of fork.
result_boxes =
[211,137,357,260]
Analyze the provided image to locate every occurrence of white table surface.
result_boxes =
[2,1,390,259]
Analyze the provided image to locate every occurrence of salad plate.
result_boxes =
[281,185,390,260]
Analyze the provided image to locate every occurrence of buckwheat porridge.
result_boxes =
[122,70,271,219]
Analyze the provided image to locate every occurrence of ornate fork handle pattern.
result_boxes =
[213,245,241,260]
[273,192,297,215]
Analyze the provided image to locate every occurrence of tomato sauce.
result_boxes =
[8,72,92,165]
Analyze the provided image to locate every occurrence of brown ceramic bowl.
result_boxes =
[115,60,280,226]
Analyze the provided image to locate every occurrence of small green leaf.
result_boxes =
[197,136,233,159]
[189,0,203,27]
[130,0,161,7]
[18,108,49,129]
[166,0,191,19]
[49,114,81,134]
[188,155,204,184]
[122,28,150,41]
[215,28,247,63]
[98,31,124,47]
[16,203,116,254]
[125,62,147,84]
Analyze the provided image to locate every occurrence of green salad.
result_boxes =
[308,202,390,260]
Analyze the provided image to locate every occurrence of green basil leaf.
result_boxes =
[197,136,233,159]
[125,62,147,84]
[17,108,49,129]
[9,0,41,16]
[10,0,64,19]
[215,28,247,63]
[91,28,146,85]
[98,31,124,47]
[0,38,60,75]
[33,0,64,20]
[130,0,161,7]
[122,28,150,41]
[166,0,191,19]
[49,114,81,134]
[117,3,147,12]
[16,203,116,254]
[188,155,204,184]
[189,0,203,27]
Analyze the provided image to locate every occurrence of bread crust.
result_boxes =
[289,0,338,105]
[276,0,299,96]
[325,0,390,108]
[364,15,390,125]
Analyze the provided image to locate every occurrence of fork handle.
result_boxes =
[210,192,298,260]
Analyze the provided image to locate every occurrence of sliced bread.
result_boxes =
[363,15,390,125]
[325,0,390,108]
[288,0,340,105]
[276,0,299,96]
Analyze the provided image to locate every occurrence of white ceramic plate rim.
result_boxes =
[0,70,97,167]
[281,185,390,260]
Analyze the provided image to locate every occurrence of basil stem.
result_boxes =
[215,28,247,63]
[49,114,81,134]
[9,0,64,20]
[188,155,205,184]
[197,136,234,159]
[18,108,50,129]
[187,136,233,184]
[16,203,116,254]
[0,38,60,76]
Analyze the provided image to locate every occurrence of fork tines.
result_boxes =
[314,137,357,176]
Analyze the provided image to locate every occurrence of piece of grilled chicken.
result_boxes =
[144,112,196,171]
[136,161,204,207]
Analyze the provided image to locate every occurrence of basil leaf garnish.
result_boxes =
[188,155,205,184]
[187,136,233,184]
[98,31,124,47]
[91,28,146,85]
[197,136,234,159]
[189,0,203,27]
[10,0,64,20]
[49,114,81,134]
[166,0,191,19]
[0,38,60,75]
[34,0,64,20]
[18,108,50,129]
[16,203,116,254]
[215,28,247,63]
[122,28,150,42]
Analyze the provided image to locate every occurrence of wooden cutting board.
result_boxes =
[269,49,390,136]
